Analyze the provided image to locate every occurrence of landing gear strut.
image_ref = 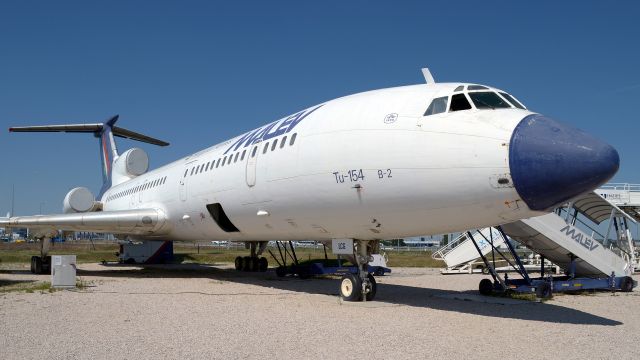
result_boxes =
[339,240,378,302]
[234,241,269,272]
[30,237,52,274]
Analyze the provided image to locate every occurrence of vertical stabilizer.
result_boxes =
[97,116,120,197]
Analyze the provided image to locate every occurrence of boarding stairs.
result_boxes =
[501,192,637,277]
[432,227,508,274]
[597,183,640,222]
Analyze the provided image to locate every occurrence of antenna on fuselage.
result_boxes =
[421,68,435,84]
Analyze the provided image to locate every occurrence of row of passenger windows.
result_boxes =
[106,176,168,202]
[424,89,525,116]
[183,133,298,178]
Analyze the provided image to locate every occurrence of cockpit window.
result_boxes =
[449,94,472,112]
[468,92,511,109]
[453,85,464,92]
[424,96,448,116]
[499,92,526,109]
[468,85,489,90]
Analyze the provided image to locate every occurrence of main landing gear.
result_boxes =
[338,240,378,302]
[234,241,269,272]
[29,237,52,274]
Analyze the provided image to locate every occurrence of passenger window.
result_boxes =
[184,169,188,177]
[271,139,278,151]
[449,94,472,112]
[241,150,246,160]
[424,96,448,116]
[280,136,287,148]
[190,167,195,176]
[251,146,258,158]
[290,133,297,146]
[263,142,269,154]
[234,152,239,163]
[222,156,227,166]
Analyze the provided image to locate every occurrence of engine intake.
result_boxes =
[113,148,149,178]
[63,187,99,213]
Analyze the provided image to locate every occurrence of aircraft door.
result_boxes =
[180,160,198,201]
[179,179,187,201]
[246,144,259,187]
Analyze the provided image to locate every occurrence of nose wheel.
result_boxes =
[339,240,378,302]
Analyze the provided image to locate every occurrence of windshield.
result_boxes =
[468,92,511,109]
[499,92,526,109]
[424,96,448,115]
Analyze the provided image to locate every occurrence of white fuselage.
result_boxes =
[101,83,542,242]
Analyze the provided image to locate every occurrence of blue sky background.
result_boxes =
[0,0,639,216]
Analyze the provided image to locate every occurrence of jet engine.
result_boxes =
[113,148,149,178]
[63,187,100,213]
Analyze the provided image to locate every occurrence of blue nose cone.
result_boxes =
[509,114,619,211]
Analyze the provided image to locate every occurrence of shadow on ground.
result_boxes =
[45,262,622,327]
[0,279,37,288]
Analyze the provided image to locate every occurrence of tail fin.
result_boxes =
[9,115,169,197]
[98,116,119,197]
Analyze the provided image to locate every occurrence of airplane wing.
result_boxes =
[0,209,170,238]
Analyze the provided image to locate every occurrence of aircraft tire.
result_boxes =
[258,257,268,272]
[251,257,260,272]
[620,276,634,292]
[34,256,43,275]
[535,282,552,299]
[365,273,377,301]
[30,256,37,274]
[234,256,243,271]
[340,273,362,302]
[242,256,252,271]
[479,278,493,295]
[275,266,287,277]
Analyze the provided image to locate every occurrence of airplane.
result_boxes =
[2,68,620,301]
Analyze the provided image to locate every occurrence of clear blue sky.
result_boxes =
[1,0,638,216]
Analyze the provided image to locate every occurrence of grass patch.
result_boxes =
[0,279,58,294]
[0,241,446,268]
[75,277,90,289]
[0,242,119,264]
[503,291,539,302]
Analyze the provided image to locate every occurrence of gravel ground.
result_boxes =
[1,263,639,360]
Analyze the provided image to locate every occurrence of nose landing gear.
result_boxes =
[339,239,378,302]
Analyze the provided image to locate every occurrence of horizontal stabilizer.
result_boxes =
[111,126,169,146]
[9,115,169,146]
